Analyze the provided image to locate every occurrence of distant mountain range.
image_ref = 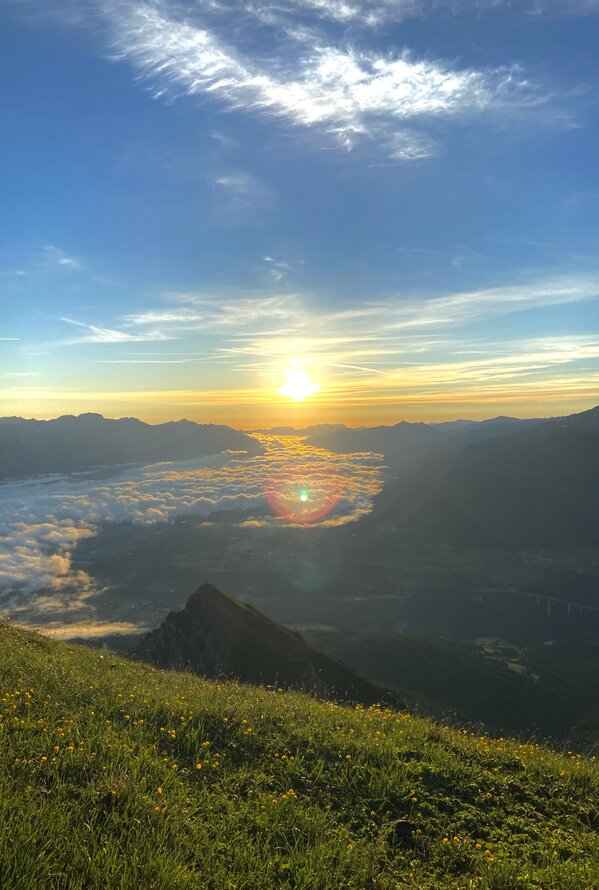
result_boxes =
[308,420,443,471]
[369,405,599,547]
[249,413,557,476]
[304,413,555,469]
[132,582,390,705]
[0,413,262,481]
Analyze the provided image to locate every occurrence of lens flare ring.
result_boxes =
[263,463,344,523]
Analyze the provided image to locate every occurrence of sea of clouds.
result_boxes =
[0,435,384,631]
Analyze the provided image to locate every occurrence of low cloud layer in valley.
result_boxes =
[0,435,383,634]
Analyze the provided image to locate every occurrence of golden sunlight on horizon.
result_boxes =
[2,385,599,428]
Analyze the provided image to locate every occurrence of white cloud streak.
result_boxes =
[5,1,574,160]
[44,245,82,270]
[60,317,171,344]
[278,0,599,25]
[122,273,599,348]
[105,1,538,158]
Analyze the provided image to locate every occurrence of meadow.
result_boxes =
[1,623,598,889]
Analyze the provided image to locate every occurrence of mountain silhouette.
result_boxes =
[306,414,553,470]
[0,413,262,480]
[373,405,599,547]
[132,582,390,705]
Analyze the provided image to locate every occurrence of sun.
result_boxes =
[277,368,320,401]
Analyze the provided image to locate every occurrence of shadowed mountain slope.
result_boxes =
[372,406,599,547]
[307,421,442,471]
[306,413,554,469]
[0,413,262,480]
[132,582,389,705]
[303,630,598,745]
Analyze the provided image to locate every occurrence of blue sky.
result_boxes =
[1,0,599,425]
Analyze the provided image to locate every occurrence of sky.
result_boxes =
[1,0,599,426]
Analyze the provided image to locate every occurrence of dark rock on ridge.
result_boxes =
[132,582,392,706]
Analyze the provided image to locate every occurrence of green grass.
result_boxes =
[1,624,598,889]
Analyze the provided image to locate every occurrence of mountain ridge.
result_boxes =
[371,412,599,548]
[132,581,391,705]
[0,413,262,481]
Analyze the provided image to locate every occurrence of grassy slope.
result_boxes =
[1,625,598,890]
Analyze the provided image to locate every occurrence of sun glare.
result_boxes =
[277,368,320,401]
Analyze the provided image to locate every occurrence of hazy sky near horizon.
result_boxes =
[2,0,599,425]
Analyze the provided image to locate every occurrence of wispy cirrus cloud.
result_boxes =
[103,0,542,159]
[60,317,172,344]
[10,0,599,31]
[43,245,82,270]
[4,0,577,160]
[262,256,292,283]
[309,0,599,23]
[525,0,599,14]
[211,170,275,222]
[391,275,599,328]
[124,292,300,334]
[1,245,83,280]
[121,272,599,348]
[214,172,266,197]
[207,0,599,30]
[57,272,599,414]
